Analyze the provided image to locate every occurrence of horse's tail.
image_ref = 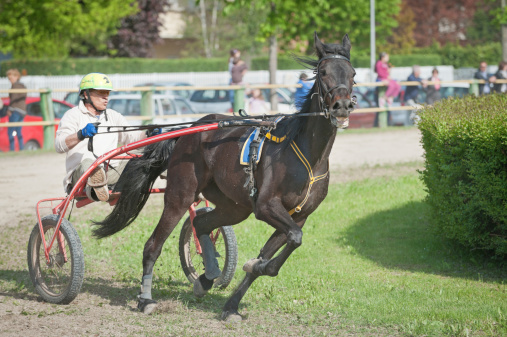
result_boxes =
[92,138,177,239]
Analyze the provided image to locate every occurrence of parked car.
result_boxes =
[63,91,80,106]
[189,87,295,115]
[0,97,74,151]
[107,94,199,126]
[128,82,194,100]
[189,88,232,114]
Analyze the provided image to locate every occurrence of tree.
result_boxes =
[386,0,416,53]
[221,0,400,108]
[106,0,170,57]
[405,0,477,47]
[0,0,138,58]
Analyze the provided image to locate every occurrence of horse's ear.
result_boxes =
[314,31,326,59]
[342,34,351,52]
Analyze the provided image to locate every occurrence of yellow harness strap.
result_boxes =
[288,141,329,215]
[264,130,328,215]
[265,132,286,143]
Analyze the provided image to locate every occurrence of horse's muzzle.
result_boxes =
[329,97,354,129]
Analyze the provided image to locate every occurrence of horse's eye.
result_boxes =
[321,70,327,76]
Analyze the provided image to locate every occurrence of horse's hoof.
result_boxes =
[221,310,243,322]
[137,298,157,315]
[193,279,208,298]
[242,258,261,273]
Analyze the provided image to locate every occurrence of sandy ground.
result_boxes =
[0,128,423,228]
[0,127,423,336]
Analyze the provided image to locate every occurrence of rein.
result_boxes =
[92,111,328,135]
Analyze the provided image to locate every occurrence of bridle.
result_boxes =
[311,54,357,118]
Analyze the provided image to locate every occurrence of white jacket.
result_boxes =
[55,101,144,191]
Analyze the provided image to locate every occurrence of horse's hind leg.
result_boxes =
[138,183,197,313]
[192,197,251,297]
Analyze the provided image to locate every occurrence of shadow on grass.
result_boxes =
[0,269,231,314]
[341,201,506,283]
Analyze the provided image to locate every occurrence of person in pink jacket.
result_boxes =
[375,52,400,107]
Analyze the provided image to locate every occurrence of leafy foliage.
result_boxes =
[0,0,138,58]
[106,0,169,57]
[222,0,401,54]
[418,94,507,258]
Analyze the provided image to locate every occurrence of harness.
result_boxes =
[241,117,328,216]
[241,52,354,215]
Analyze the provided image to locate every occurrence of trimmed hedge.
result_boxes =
[415,42,502,69]
[1,54,441,76]
[418,94,507,258]
[351,54,442,68]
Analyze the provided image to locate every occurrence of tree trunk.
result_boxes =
[503,0,507,62]
[199,0,211,58]
[210,0,219,52]
[269,33,278,112]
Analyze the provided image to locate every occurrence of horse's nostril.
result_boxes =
[333,102,341,110]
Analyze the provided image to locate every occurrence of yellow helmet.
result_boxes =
[79,73,113,92]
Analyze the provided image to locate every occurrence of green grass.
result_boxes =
[1,167,505,336]
[67,172,506,336]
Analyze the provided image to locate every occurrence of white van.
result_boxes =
[108,94,199,126]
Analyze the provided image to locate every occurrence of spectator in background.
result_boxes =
[294,73,313,110]
[491,61,507,93]
[247,88,269,115]
[6,68,27,151]
[404,65,427,106]
[228,48,240,108]
[230,56,248,109]
[375,52,400,107]
[474,61,495,95]
[425,67,441,105]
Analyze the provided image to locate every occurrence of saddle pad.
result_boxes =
[240,128,266,166]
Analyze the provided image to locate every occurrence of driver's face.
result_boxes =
[88,89,110,111]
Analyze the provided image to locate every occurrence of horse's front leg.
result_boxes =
[222,217,307,321]
[247,198,305,277]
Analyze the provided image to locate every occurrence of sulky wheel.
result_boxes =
[27,214,85,304]
[179,207,238,289]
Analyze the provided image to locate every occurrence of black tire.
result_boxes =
[24,140,40,151]
[179,207,237,289]
[27,214,85,304]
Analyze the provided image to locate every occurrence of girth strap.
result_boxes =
[288,141,329,216]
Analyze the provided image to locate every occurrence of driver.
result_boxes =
[55,73,146,201]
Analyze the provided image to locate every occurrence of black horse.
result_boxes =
[93,32,356,321]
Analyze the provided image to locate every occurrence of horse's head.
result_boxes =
[314,32,356,128]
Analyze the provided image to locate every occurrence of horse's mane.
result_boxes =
[273,42,350,146]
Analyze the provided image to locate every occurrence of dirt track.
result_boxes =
[0,128,424,228]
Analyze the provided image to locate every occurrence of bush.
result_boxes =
[418,94,507,258]
[414,42,502,68]
[0,57,228,76]
[1,54,443,76]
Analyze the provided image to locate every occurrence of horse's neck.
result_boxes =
[296,109,337,168]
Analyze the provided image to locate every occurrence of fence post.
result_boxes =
[40,90,55,150]
[140,89,153,125]
[469,80,479,96]
[377,85,388,128]
[233,86,245,113]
